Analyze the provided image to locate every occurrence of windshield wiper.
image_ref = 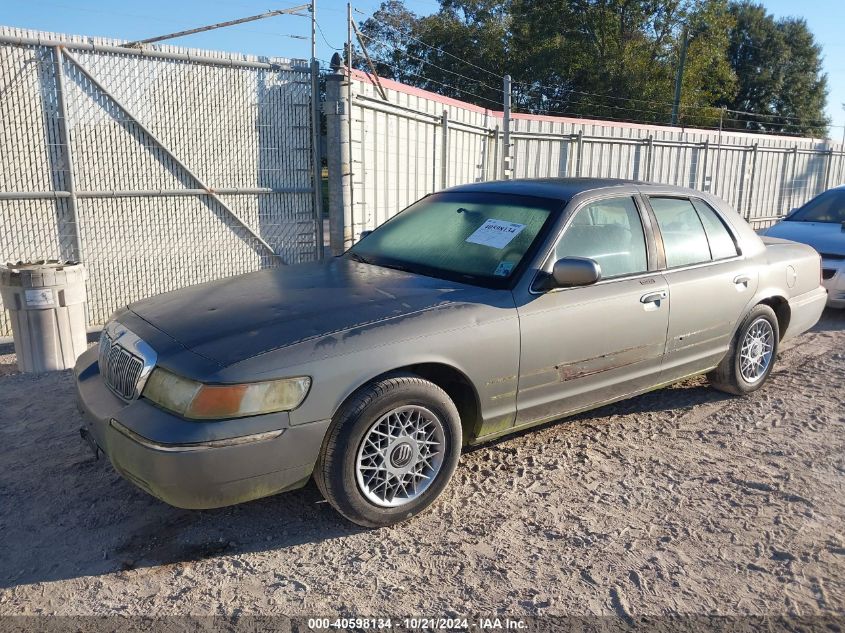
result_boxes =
[376,261,412,273]
[348,252,412,273]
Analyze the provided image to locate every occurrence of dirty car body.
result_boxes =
[75,178,827,522]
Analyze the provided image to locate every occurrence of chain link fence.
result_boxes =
[0,26,321,337]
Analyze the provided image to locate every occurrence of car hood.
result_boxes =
[127,258,483,367]
[763,221,845,256]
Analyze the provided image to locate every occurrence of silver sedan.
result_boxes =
[760,185,845,308]
[75,178,827,527]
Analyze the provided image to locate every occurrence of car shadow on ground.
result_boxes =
[1,309,842,589]
[813,307,845,333]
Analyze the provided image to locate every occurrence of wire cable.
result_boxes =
[356,30,503,96]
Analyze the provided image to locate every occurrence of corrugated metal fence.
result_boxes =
[326,68,845,251]
[4,28,845,339]
[0,27,321,337]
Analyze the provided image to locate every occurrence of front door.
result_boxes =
[515,195,670,426]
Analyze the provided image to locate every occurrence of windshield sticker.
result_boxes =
[465,219,526,249]
[494,261,515,277]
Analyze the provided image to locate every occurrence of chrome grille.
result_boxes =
[99,332,144,400]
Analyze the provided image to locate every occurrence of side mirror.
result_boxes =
[549,257,601,288]
[359,230,373,239]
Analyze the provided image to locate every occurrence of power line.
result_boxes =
[369,17,503,80]
[360,22,825,128]
[356,30,503,96]
[355,58,504,109]
[316,21,341,51]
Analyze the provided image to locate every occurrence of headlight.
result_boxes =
[142,368,311,419]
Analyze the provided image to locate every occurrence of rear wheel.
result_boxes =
[708,304,779,395]
[314,373,461,527]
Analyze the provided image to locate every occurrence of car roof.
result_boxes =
[445,177,680,201]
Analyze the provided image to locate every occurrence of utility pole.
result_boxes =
[671,26,689,126]
[347,3,353,70]
[310,0,316,62]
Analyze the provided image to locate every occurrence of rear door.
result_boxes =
[643,195,758,381]
[514,194,670,426]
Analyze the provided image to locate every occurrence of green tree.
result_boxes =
[721,2,828,136]
[356,0,422,82]
[354,0,828,136]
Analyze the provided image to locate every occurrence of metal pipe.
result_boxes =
[700,139,709,191]
[60,48,279,260]
[122,6,310,48]
[440,109,449,189]
[0,191,69,200]
[502,74,511,179]
[310,59,324,259]
[575,130,584,177]
[713,107,725,196]
[746,143,759,219]
[353,94,491,133]
[822,148,834,192]
[0,33,299,70]
[788,145,799,210]
[0,187,311,200]
[346,2,355,243]
[52,45,83,262]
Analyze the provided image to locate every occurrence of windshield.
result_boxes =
[787,188,845,223]
[348,191,562,288]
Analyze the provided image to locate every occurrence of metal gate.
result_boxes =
[0,26,322,337]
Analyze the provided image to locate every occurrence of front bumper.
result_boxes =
[74,346,330,509]
[821,260,845,308]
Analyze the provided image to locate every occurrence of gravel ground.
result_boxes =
[0,310,844,620]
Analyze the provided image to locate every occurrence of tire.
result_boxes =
[314,373,462,527]
[708,303,779,395]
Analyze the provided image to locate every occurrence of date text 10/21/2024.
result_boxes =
[307,618,529,630]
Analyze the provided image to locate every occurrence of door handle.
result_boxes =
[734,275,751,287]
[640,290,667,304]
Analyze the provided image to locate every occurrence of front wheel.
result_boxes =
[314,373,462,527]
[708,303,779,395]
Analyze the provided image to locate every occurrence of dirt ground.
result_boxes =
[0,310,844,621]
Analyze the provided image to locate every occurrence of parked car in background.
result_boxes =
[75,178,827,527]
[759,185,845,308]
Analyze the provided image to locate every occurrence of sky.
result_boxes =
[4,0,844,136]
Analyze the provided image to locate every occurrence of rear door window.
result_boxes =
[691,199,739,260]
[649,197,711,268]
